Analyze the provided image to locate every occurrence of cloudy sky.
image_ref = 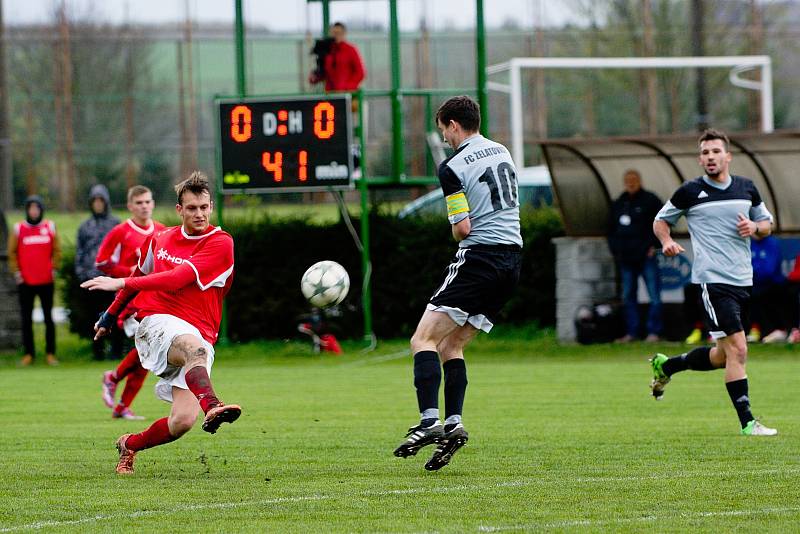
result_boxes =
[4,0,577,31]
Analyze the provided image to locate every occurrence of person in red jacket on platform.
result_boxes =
[7,196,61,366]
[311,22,366,93]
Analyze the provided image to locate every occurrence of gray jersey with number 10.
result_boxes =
[438,134,523,248]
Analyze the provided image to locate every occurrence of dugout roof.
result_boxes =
[540,131,800,236]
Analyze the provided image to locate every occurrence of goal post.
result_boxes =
[487,55,774,168]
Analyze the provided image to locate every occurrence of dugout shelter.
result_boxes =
[542,131,800,341]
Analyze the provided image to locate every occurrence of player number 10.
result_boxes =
[262,150,308,183]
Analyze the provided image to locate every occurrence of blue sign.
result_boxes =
[657,252,692,290]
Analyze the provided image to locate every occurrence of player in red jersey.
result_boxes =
[82,172,241,475]
[95,185,166,420]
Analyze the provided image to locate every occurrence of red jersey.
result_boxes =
[324,41,366,91]
[130,225,234,345]
[95,219,166,278]
[13,220,57,285]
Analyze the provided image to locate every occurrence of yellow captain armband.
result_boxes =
[446,191,470,217]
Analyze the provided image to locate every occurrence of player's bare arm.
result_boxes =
[653,219,684,256]
[452,218,471,242]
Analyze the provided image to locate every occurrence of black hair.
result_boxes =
[698,128,730,152]
[435,95,480,133]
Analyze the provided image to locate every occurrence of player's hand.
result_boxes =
[93,326,110,341]
[80,276,125,292]
[93,311,117,340]
[736,212,757,238]
[13,271,23,285]
[661,239,685,257]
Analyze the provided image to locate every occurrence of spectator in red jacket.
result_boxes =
[310,22,366,93]
[7,196,61,366]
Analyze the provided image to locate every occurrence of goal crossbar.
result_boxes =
[487,56,773,167]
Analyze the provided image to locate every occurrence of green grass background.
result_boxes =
[2,326,800,532]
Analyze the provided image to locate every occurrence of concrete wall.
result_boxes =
[0,210,22,349]
[553,236,699,342]
[553,237,617,342]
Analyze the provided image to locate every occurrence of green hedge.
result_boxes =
[60,208,563,341]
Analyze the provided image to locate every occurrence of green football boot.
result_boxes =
[741,419,778,436]
[649,353,670,401]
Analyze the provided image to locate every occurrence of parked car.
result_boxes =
[397,165,552,219]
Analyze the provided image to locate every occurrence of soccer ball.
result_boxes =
[300,260,350,308]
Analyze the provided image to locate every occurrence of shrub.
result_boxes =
[60,208,564,341]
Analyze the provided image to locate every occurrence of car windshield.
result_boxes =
[398,166,553,219]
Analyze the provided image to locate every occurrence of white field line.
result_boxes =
[2,470,799,532]
[477,506,800,531]
[341,349,409,367]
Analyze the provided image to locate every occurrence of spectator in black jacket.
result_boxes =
[76,184,122,360]
[608,170,664,342]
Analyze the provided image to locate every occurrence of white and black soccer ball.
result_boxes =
[300,260,350,308]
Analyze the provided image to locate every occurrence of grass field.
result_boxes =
[2,327,800,532]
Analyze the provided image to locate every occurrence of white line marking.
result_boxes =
[0,481,524,532]
[478,506,800,531]
[342,349,409,367]
[2,470,798,532]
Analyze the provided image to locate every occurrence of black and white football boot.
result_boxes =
[393,419,444,458]
[424,423,469,471]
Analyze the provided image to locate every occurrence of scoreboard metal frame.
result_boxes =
[215,94,355,194]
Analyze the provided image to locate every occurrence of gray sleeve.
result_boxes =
[750,202,773,223]
[655,200,685,226]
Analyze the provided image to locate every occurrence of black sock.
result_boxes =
[443,359,468,423]
[662,346,714,376]
[726,378,754,428]
[413,351,441,414]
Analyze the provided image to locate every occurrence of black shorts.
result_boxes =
[428,244,522,332]
[700,283,751,339]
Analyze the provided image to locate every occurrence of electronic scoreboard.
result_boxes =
[217,94,354,192]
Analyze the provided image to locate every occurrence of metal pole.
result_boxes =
[691,0,708,131]
[475,0,488,135]
[0,1,11,211]
[389,0,404,180]
[761,60,774,132]
[509,60,524,167]
[357,90,373,341]
[235,0,246,98]
[425,93,434,176]
[322,0,330,35]
[219,0,247,344]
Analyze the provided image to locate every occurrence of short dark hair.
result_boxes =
[174,171,211,205]
[127,185,152,203]
[332,21,346,31]
[435,95,480,133]
[698,128,730,152]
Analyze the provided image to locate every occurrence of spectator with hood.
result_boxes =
[7,195,61,366]
[76,185,121,360]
